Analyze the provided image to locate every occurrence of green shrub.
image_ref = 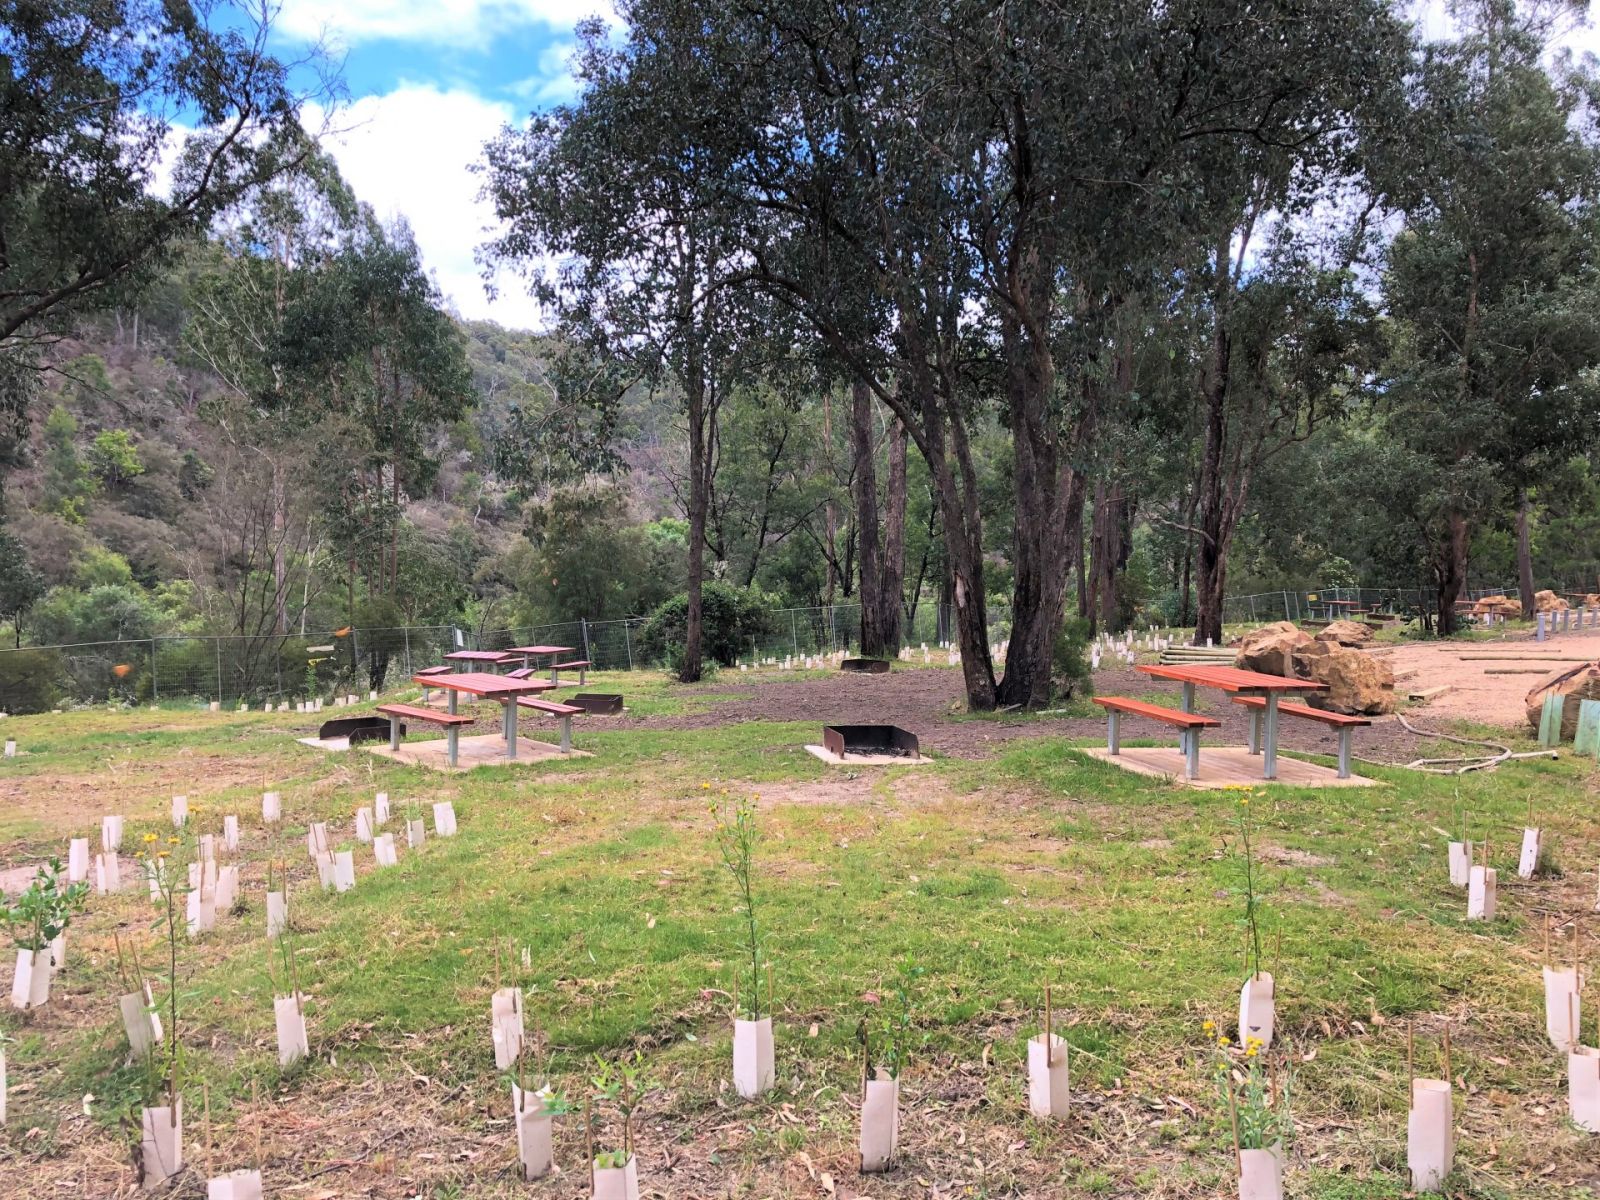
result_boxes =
[0,648,67,713]
[637,581,778,668]
[1051,617,1093,704]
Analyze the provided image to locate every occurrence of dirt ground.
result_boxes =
[632,661,1437,764]
[1380,628,1600,728]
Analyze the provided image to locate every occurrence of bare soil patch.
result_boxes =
[1383,629,1600,728]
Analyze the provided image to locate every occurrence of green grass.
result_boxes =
[0,671,1595,1196]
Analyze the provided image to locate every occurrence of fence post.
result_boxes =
[791,610,799,657]
[404,625,412,677]
[150,638,158,702]
[624,620,634,669]
[215,638,223,705]
[1249,594,1257,622]
[581,618,591,665]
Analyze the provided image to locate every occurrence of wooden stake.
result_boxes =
[1227,1080,1242,1176]
[1546,913,1552,966]
[252,1079,261,1172]
[288,939,302,1015]
[1407,1020,1414,1096]
[1044,984,1054,1067]
[767,960,775,1018]
[585,1092,595,1187]
[1442,1023,1452,1085]
[203,1082,213,1178]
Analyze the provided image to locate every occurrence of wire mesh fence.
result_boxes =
[0,579,1583,711]
[0,604,972,711]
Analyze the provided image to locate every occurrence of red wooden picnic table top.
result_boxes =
[410,672,553,699]
[505,644,576,656]
[443,649,517,663]
[1135,663,1328,693]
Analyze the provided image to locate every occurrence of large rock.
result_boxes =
[1472,594,1522,617]
[1316,619,1373,648]
[1534,589,1569,613]
[1525,662,1600,739]
[1235,621,1313,677]
[1291,640,1396,716]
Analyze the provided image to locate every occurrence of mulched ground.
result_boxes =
[617,663,1434,764]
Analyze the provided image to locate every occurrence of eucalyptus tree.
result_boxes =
[481,15,762,683]
[642,0,1415,706]
[0,0,329,459]
[1379,2,1600,631]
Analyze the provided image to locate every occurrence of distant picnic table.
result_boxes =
[443,649,518,672]
[505,644,588,685]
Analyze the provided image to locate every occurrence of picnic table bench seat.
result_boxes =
[415,665,453,676]
[1230,696,1369,778]
[1092,696,1219,779]
[376,702,475,767]
[515,695,586,753]
[551,659,591,685]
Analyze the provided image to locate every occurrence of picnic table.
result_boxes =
[1134,663,1328,781]
[443,649,518,673]
[409,672,553,761]
[505,644,578,684]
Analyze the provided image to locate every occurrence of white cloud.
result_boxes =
[307,85,548,330]
[506,42,581,104]
[277,0,613,49]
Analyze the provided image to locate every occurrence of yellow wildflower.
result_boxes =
[167,836,180,845]
[157,851,169,860]
[143,833,158,843]
[1202,1019,1216,1033]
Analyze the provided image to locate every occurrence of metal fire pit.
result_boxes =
[822,724,920,759]
[317,715,394,745]
[569,693,624,715]
[839,658,891,674]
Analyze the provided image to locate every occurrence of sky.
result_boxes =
[262,1,1600,333]
[267,1,617,331]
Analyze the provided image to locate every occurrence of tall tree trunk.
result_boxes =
[880,413,908,654]
[1516,489,1536,618]
[822,390,837,606]
[852,378,889,657]
[681,365,710,683]
[1194,234,1234,647]
[1436,509,1470,635]
[993,317,1082,710]
[272,457,288,636]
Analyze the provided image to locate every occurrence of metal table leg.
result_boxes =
[448,689,458,716]
[504,702,517,759]
[1263,693,1279,780]
[1181,682,1196,713]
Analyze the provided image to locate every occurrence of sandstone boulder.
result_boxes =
[1291,640,1396,715]
[1525,662,1600,740]
[1581,594,1600,609]
[1534,589,1569,613]
[1235,621,1313,678]
[1316,619,1373,648]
